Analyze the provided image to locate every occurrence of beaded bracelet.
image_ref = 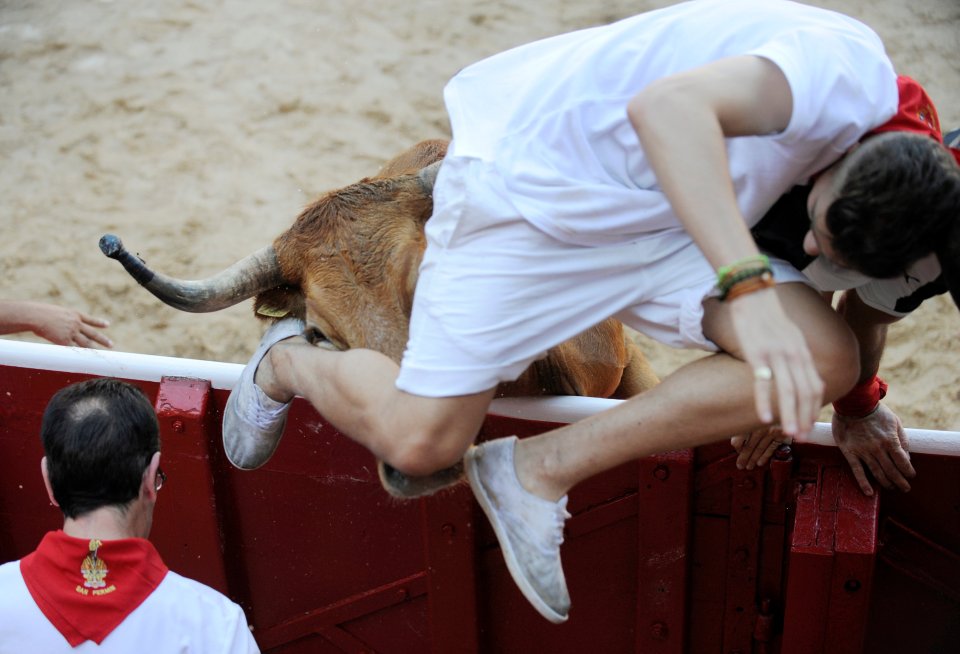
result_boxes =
[716,254,771,287]
[718,266,773,297]
[722,270,776,301]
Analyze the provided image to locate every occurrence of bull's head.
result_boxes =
[100,142,445,363]
[257,165,438,359]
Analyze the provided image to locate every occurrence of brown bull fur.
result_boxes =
[254,139,659,400]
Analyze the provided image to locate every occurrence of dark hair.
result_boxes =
[825,132,960,303]
[40,378,160,519]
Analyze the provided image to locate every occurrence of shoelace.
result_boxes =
[550,501,571,547]
[245,386,288,429]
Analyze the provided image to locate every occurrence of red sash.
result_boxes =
[19,530,169,646]
[869,75,960,167]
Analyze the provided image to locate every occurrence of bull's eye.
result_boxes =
[304,326,326,345]
[304,324,341,350]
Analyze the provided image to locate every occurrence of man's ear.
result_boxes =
[40,457,59,507]
[142,452,162,501]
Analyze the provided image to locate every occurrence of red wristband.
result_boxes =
[833,375,888,418]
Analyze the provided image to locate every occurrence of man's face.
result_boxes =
[803,168,846,266]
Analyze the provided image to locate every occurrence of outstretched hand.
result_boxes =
[833,403,914,495]
[34,305,113,348]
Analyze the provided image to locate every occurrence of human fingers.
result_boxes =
[735,428,783,470]
[80,312,111,329]
[70,331,93,348]
[768,354,800,437]
[792,347,824,438]
[735,430,762,469]
[870,414,914,490]
[748,439,780,470]
[861,452,894,491]
[751,364,775,426]
[879,430,914,493]
[754,433,792,468]
[775,334,823,438]
[81,325,114,349]
[839,449,875,496]
[878,450,912,493]
[748,432,790,469]
[730,434,746,452]
[895,424,916,478]
[753,349,818,439]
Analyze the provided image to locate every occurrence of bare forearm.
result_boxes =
[0,300,44,335]
[852,324,886,382]
[836,290,894,383]
[628,81,755,267]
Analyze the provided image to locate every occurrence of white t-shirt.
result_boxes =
[0,560,260,654]
[442,0,898,246]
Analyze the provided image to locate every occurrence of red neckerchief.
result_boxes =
[19,530,169,646]
[868,75,960,167]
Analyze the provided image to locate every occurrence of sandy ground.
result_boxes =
[1,0,958,429]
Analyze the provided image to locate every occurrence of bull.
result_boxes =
[99,139,659,494]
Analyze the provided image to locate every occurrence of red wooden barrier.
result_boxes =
[1,351,958,653]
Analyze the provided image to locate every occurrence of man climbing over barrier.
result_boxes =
[222,0,960,623]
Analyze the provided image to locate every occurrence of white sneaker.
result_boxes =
[222,318,304,469]
[465,436,571,623]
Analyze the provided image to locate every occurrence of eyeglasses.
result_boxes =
[155,468,167,493]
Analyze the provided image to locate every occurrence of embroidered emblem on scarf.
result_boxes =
[20,531,168,646]
[81,539,110,590]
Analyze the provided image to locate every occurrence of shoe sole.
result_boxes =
[378,460,465,498]
[464,446,568,624]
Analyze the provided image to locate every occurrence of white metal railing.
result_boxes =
[0,339,242,390]
[489,397,959,457]
[2,339,957,457]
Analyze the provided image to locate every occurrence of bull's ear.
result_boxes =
[254,286,305,322]
[256,305,289,318]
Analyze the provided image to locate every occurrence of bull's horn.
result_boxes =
[99,234,286,313]
[417,161,442,193]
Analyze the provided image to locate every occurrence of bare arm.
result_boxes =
[627,56,792,265]
[627,56,824,437]
[832,290,914,495]
[0,300,113,348]
[835,289,895,382]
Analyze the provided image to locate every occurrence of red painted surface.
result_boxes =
[1,364,958,653]
[636,449,693,654]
